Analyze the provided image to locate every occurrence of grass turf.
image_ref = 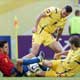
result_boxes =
[0,72,80,80]
[0,77,80,80]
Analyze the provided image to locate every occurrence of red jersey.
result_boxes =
[0,52,14,76]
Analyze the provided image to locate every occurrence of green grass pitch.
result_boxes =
[0,71,80,80]
[0,77,80,80]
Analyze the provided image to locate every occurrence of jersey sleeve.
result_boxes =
[42,7,54,16]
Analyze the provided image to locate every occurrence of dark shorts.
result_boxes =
[11,65,29,77]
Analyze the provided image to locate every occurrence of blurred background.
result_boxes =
[0,0,80,59]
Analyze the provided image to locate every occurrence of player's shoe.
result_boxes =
[38,51,45,62]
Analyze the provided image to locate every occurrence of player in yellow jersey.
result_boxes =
[36,36,80,77]
[24,5,72,58]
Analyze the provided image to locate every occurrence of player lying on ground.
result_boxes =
[0,40,48,77]
[24,5,72,59]
[36,36,80,77]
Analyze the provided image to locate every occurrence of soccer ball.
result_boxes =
[28,63,41,73]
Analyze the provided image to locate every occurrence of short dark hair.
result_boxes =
[0,40,7,48]
[75,10,80,16]
[69,36,80,47]
[64,5,72,13]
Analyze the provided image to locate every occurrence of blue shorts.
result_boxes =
[22,65,29,75]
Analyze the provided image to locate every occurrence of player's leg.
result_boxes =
[42,59,61,71]
[36,60,62,77]
[11,66,23,77]
[19,57,41,65]
[36,71,46,77]
[11,67,18,76]
[23,33,43,58]
[17,51,44,65]
[36,70,57,77]
[23,43,40,58]
[42,60,53,68]
[49,40,62,53]
[15,62,23,74]
[44,33,62,55]
[39,64,50,71]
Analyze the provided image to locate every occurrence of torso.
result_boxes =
[0,53,14,76]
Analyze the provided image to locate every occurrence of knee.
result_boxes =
[17,59,23,65]
[32,45,40,56]
[34,44,40,50]
[43,61,52,67]
[57,49,62,53]
[55,48,62,53]
[47,63,52,67]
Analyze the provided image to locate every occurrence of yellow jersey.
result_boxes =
[37,7,66,34]
[62,48,80,70]
[49,48,80,77]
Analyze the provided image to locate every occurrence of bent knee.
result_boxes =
[55,48,62,53]
[17,59,23,64]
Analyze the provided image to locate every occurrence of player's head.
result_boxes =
[69,36,80,49]
[61,5,72,18]
[0,40,9,54]
[75,10,80,16]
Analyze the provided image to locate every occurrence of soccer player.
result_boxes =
[69,10,80,35]
[0,40,48,77]
[25,5,72,58]
[36,36,80,77]
[0,40,23,77]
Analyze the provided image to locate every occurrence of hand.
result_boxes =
[54,53,61,60]
[32,27,37,33]
[57,73,66,77]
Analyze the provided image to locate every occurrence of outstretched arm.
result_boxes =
[54,51,69,59]
[56,28,63,41]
